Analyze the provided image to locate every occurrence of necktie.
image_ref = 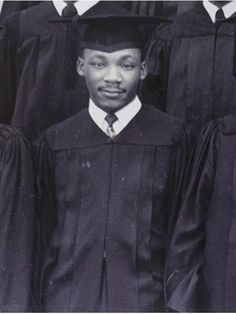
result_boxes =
[105,114,118,138]
[62,1,77,18]
[62,1,78,89]
[215,8,225,21]
[215,8,225,31]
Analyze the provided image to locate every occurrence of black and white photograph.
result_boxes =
[0,0,236,312]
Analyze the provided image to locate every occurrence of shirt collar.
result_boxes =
[115,96,142,128]
[0,1,4,15]
[88,96,142,130]
[203,0,236,22]
[222,1,236,18]
[52,0,100,17]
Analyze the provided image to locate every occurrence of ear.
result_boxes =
[140,61,148,81]
[77,57,85,77]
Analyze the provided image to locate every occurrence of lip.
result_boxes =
[99,89,125,98]
[100,88,125,94]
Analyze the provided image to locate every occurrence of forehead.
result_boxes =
[83,48,142,60]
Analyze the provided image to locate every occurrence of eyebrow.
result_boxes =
[88,54,107,61]
[87,53,139,62]
[119,55,139,62]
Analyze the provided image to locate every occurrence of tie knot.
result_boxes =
[62,1,77,18]
[215,8,225,21]
[105,114,118,128]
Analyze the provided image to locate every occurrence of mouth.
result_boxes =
[99,88,125,97]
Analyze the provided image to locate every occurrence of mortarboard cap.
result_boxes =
[76,2,171,53]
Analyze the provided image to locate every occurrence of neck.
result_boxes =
[210,1,231,8]
[64,0,78,3]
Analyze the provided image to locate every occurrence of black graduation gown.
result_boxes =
[0,124,35,311]
[0,1,42,124]
[123,1,197,18]
[141,3,236,138]
[2,1,89,141]
[165,114,236,312]
[0,24,12,124]
[0,1,41,22]
[123,1,163,17]
[33,105,189,312]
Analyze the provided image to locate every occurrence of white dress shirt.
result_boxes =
[88,96,142,138]
[0,1,4,15]
[52,0,100,16]
[203,0,236,23]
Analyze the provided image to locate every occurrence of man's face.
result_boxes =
[77,48,147,113]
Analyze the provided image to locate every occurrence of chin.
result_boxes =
[100,101,126,113]
[103,106,122,113]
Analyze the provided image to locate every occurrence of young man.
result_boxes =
[34,4,190,312]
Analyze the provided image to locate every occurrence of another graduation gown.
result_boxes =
[141,4,236,138]
[0,1,42,125]
[0,125,35,311]
[2,1,89,141]
[33,105,189,312]
[0,24,13,123]
[165,114,236,312]
[0,1,41,22]
[123,1,197,18]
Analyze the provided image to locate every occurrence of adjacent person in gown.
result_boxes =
[165,114,236,312]
[142,0,236,140]
[0,4,38,311]
[165,12,236,313]
[0,0,41,125]
[0,0,40,22]
[1,0,101,141]
[0,125,35,311]
[1,5,73,308]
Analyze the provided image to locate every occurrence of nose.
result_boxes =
[103,65,122,84]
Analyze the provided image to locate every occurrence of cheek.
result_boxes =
[84,68,102,88]
[124,71,141,90]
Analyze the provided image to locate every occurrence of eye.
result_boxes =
[90,61,105,69]
[121,63,135,70]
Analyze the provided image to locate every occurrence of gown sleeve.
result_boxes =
[32,134,57,309]
[167,123,194,233]
[0,125,35,311]
[165,120,220,312]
